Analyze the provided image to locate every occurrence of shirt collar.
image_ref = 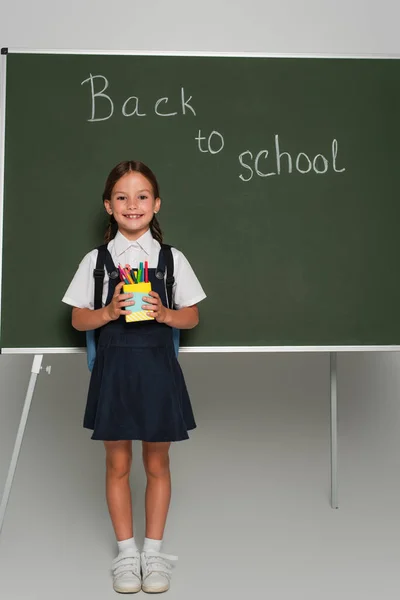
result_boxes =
[113,229,153,257]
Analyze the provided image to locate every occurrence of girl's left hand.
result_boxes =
[142,291,168,323]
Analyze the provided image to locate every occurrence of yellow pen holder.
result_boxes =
[123,283,154,322]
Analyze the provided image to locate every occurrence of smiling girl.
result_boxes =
[62,161,206,594]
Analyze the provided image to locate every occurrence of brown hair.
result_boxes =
[103,161,163,244]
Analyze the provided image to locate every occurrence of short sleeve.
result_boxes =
[171,248,206,309]
[62,251,96,309]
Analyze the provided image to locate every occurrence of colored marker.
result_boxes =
[145,261,149,283]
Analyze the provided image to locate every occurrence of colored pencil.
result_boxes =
[125,269,134,285]
[118,265,129,284]
[122,266,133,284]
[123,265,133,284]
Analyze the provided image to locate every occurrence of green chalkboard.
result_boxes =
[1,51,400,350]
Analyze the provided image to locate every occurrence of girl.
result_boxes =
[62,161,206,594]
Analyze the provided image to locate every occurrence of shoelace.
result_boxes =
[112,553,141,578]
[142,551,178,581]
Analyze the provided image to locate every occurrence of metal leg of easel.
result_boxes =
[330,352,338,509]
[0,354,44,535]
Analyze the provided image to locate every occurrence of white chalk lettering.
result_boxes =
[81,74,114,122]
[332,139,345,173]
[238,136,346,181]
[181,88,196,116]
[154,97,178,117]
[195,130,208,153]
[255,151,276,177]
[275,134,293,174]
[122,96,146,117]
[195,130,224,154]
[296,152,312,174]
[81,76,197,120]
[313,153,328,174]
[208,131,224,154]
[238,151,254,182]
[79,75,348,185]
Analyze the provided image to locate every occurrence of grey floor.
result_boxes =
[0,351,399,600]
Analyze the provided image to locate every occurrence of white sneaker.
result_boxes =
[140,550,178,593]
[111,548,141,593]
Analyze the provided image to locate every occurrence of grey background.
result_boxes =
[1,2,400,599]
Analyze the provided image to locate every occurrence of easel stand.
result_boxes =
[330,352,338,509]
[0,355,51,534]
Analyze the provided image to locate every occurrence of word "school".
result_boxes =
[238,136,345,181]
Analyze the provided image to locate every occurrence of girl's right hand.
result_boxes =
[105,281,135,321]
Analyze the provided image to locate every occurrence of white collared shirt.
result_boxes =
[62,229,206,310]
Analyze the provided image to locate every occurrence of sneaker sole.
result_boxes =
[141,584,170,594]
[113,584,141,594]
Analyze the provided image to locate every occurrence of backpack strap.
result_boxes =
[160,245,180,357]
[160,244,175,309]
[93,245,107,311]
[93,245,119,307]
[93,244,118,343]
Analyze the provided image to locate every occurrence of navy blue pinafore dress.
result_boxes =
[83,249,196,442]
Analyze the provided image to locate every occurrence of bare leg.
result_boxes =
[142,442,171,540]
[104,440,133,542]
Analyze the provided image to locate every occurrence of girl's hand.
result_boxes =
[105,281,135,321]
[142,291,167,323]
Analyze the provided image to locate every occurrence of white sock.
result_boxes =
[143,537,163,553]
[117,536,139,554]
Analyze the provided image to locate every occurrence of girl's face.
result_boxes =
[104,172,161,240]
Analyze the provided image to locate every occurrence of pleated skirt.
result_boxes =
[83,320,196,441]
